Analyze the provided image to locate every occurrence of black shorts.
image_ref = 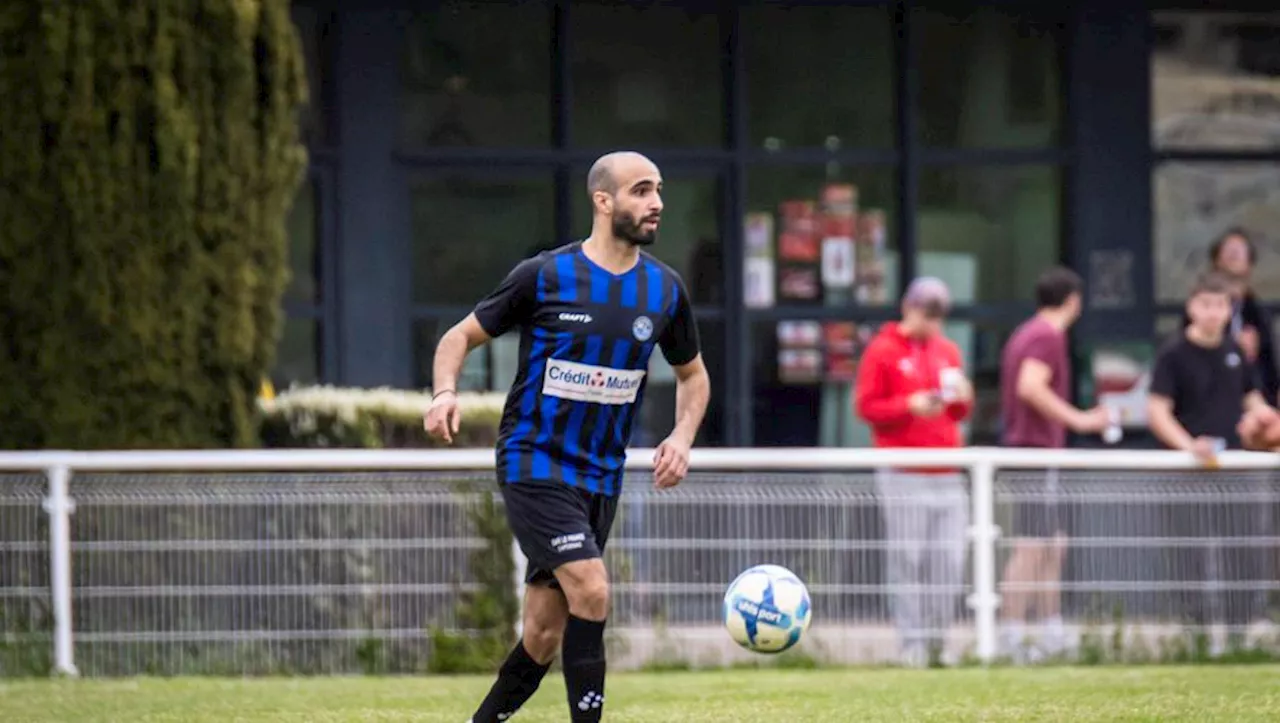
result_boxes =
[500,479,620,587]
[1011,469,1064,539]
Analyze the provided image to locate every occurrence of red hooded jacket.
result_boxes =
[855,322,972,451]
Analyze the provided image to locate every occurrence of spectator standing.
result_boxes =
[1150,271,1276,654]
[1183,228,1278,403]
[998,267,1111,662]
[855,277,973,667]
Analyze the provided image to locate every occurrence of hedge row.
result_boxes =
[0,0,307,449]
[258,386,505,449]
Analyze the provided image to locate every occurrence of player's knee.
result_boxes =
[570,578,611,620]
[522,614,564,663]
[560,573,610,621]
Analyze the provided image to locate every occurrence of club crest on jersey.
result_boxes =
[632,315,654,342]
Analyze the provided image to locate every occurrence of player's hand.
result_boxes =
[423,392,461,445]
[1072,406,1112,434]
[653,435,691,490]
[907,391,943,417]
[1238,325,1261,362]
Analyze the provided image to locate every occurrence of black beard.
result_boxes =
[613,212,657,246]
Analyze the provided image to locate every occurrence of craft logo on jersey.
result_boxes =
[544,359,646,404]
[632,315,653,342]
[558,312,593,324]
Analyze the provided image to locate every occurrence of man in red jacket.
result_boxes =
[855,277,974,667]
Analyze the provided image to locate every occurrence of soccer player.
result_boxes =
[855,277,974,667]
[997,267,1111,661]
[1149,270,1275,652]
[424,151,711,723]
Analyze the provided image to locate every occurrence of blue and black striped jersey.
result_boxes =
[473,242,700,496]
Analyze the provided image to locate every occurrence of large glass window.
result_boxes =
[744,165,898,308]
[569,172,723,301]
[292,6,334,148]
[1152,12,1280,151]
[916,8,1063,148]
[1153,162,1280,303]
[569,4,723,147]
[274,177,324,387]
[917,165,1061,304]
[743,5,894,149]
[399,2,552,149]
[273,318,321,387]
[284,177,318,304]
[410,175,557,306]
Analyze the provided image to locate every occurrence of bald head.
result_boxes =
[586,151,656,198]
[585,151,664,247]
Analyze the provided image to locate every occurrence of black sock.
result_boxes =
[562,614,607,722]
[471,640,551,723]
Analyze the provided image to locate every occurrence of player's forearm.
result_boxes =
[670,368,710,445]
[431,326,472,394]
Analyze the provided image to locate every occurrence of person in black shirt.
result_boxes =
[1182,228,1279,404]
[425,151,710,723]
[1149,270,1275,650]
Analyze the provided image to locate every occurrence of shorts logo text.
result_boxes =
[543,359,646,405]
[551,532,585,553]
[558,312,593,324]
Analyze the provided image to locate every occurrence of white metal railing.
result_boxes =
[1,446,1277,676]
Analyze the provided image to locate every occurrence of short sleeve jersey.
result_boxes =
[473,242,700,496]
[999,316,1071,448]
[1149,334,1254,448]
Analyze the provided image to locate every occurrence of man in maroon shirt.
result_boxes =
[998,267,1110,662]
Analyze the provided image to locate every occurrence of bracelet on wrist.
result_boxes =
[432,389,457,400]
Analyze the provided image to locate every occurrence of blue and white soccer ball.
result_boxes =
[722,564,812,654]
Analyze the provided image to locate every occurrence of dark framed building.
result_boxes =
[276,1,1280,448]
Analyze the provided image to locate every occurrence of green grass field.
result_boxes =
[3,667,1279,722]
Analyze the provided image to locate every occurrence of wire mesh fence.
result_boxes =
[0,472,53,677]
[4,453,1280,676]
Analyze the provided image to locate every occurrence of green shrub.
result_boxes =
[0,0,307,449]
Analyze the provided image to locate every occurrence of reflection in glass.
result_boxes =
[273,318,320,388]
[1152,12,1280,151]
[284,177,318,304]
[745,165,898,307]
[917,165,1061,304]
[743,5,894,149]
[570,4,722,147]
[291,6,332,147]
[916,8,1063,148]
[410,176,557,305]
[400,3,552,148]
[1154,162,1280,303]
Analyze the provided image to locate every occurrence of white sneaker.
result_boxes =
[1040,616,1067,657]
[901,643,929,668]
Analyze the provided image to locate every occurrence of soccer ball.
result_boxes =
[722,564,812,654]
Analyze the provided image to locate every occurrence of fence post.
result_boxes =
[968,459,999,664]
[42,464,78,677]
[512,538,527,639]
